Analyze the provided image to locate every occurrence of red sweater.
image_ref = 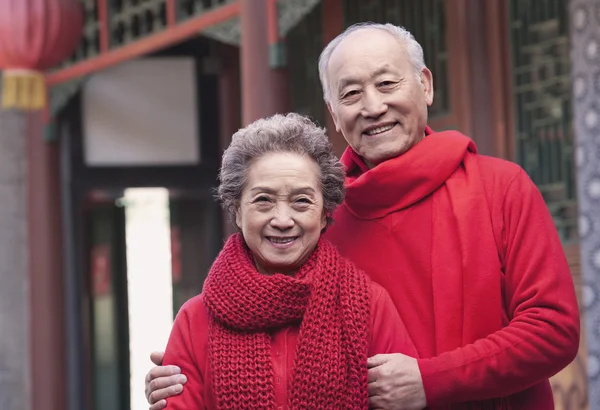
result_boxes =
[163,281,417,409]
[324,131,580,408]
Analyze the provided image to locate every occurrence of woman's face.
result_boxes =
[236,152,327,275]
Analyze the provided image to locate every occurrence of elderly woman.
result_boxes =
[158,113,416,410]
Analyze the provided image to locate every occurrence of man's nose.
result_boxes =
[361,89,388,118]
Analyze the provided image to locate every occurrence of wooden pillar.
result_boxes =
[0,88,66,410]
[27,112,67,410]
[0,102,31,410]
[321,0,347,158]
[218,42,242,237]
[240,0,289,126]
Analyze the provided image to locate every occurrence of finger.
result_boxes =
[368,395,385,409]
[146,374,187,402]
[149,399,167,410]
[145,366,183,399]
[149,384,184,405]
[367,380,380,396]
[367,354,391,368]
[147,365,182,382]
[367,367,379,383]
[146,374,188,399]
[150,351,166,366]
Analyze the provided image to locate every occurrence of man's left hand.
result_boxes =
[367,353,427,410]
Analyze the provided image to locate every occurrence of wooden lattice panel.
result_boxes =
[509,0,577,242]
[63,0,232,66]
[177,0,228,20]
[109,0,167,46]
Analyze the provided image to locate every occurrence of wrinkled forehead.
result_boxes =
[327,30,410,88]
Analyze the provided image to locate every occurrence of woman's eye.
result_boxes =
[296,197,312,204]
[254,196,270,203]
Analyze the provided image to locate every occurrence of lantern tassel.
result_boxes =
[2,70,47,110]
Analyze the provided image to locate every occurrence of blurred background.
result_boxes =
[0,0,597,409]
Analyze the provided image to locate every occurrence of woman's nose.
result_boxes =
[269,204,294,230]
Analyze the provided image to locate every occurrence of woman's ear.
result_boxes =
[320,211,327,231]
[235,208,242,230]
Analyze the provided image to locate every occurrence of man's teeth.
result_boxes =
[269,237,295,244]
[367,124,394,135]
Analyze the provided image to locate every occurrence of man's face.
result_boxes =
[326,29,434,166]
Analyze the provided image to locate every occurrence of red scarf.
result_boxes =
[202,233,370,409]
[342,129,509,410]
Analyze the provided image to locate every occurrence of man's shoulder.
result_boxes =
[474,154,525,194]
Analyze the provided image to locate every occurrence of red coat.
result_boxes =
[324,129,580,408]
[163,281,417,409]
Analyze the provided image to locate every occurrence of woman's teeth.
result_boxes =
[269,237,295,244]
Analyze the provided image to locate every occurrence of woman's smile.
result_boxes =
[266,235,299,248]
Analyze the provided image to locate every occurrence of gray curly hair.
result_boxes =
[218,113,346,228]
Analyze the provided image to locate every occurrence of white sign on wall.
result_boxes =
[82,57,200,167]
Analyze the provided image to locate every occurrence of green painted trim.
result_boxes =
[269,42,287,68]
[43,123,57,143]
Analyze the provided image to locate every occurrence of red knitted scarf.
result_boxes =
[202,233,370,409]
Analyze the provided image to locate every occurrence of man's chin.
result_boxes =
[363,148,407,167]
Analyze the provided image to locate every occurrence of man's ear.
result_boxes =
[420,67,434,107]
[327,103,342,133]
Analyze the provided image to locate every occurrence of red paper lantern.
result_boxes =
[0,0,84,110]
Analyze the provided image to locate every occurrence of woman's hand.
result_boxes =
[145,351,188,410]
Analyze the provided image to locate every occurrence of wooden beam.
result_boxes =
[267,0,278,45]
[166,0,177,27]
[484,0,511,159]
[46,2,240,86]
[321,0,346,158]
[97,0,109,52]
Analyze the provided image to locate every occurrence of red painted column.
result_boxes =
[321,0,347,157]
[27,112,67,410]
[240,0,289,126]
[218,42,242,237]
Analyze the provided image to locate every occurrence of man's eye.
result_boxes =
[343,90,359,98]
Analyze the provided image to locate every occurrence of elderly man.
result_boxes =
[145,23,579,409]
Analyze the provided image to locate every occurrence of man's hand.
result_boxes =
[145,351,187,410]
[367,353,426,410]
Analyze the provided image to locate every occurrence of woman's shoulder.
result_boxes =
[368,280,387,302]
[367,280,397,317]
[175,293,210,326]
[167,293,211,358]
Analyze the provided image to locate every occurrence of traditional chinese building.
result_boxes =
[0,0,595,409]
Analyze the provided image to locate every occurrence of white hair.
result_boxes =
[318,22,427,103]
